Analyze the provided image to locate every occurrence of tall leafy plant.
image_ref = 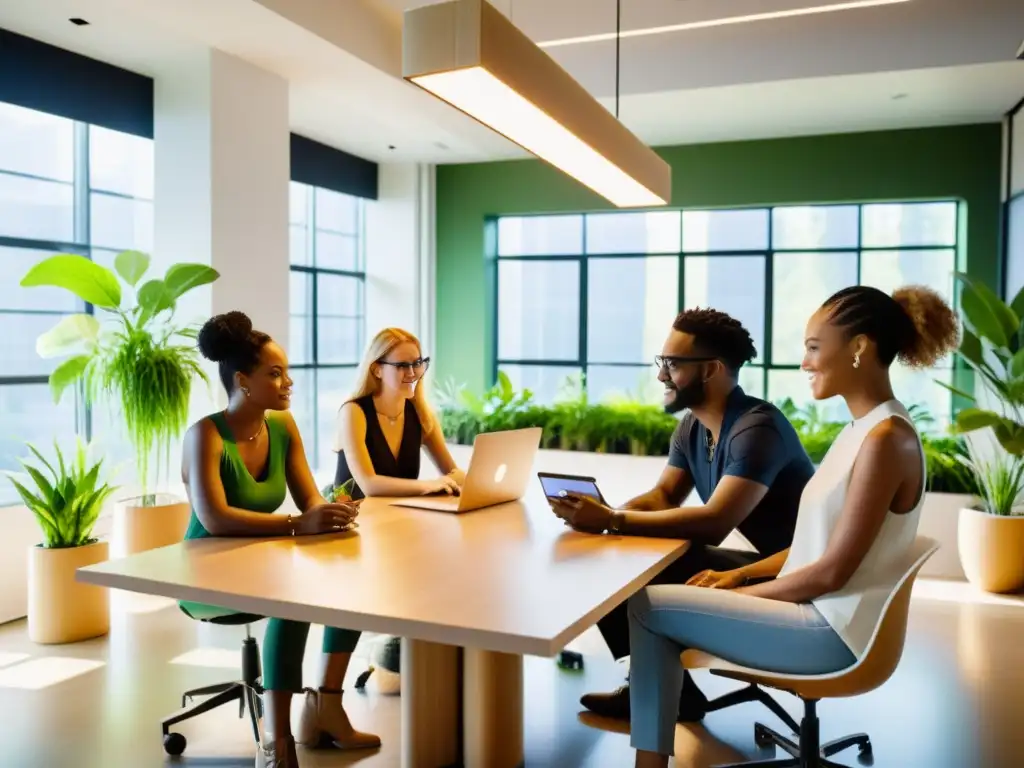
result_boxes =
[4,440,118,548]
[942,274,1024,455]
[20,251,219,499]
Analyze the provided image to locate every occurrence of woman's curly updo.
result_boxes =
[822,285,960,368]
[197,311,271,393]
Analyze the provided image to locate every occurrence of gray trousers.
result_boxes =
[627,584,857,756]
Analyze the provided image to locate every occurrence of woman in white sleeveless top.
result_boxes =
[630,285,960,767]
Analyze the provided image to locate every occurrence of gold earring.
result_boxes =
[853,354,861,369]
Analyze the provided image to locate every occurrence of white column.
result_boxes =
[364,162,436,352]
[154,47,291,420]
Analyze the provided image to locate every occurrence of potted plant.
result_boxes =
[4,440,117,643]
[20,251,219,555]
[956,442,1024,592]
[936,275,1024,591]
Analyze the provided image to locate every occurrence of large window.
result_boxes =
[288,182,366,472]
[495,202,959,422]
[0,102,153,504]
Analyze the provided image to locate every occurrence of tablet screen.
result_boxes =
[539,474,604,503]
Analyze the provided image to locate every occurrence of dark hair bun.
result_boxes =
[892,286,960,368]
[197,311,254,363]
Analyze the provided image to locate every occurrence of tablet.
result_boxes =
[537,472,607,505]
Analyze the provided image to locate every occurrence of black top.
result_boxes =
[334,395,423,500]
[668,386,813,555]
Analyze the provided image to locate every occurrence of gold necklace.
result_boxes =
[225,412,264,441]
[376,409,404,426]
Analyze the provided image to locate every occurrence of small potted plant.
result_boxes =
[956,441,1024,592]
[20,250,218,555]
[5,440,118,643]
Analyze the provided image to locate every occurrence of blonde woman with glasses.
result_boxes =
[333,327,465,501]
[332,328,466,695]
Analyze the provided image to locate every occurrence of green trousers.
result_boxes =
[262,619,361,692]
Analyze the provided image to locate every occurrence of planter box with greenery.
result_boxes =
[20,251,218,555]
[945,275,1024,593]
[5,441,117,644]
[438,372,980,579]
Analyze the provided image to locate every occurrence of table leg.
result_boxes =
[401,638,461,768]
[463,648,524,768]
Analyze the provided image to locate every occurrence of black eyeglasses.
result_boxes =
[654,355,717,371]
[378,357,431,373]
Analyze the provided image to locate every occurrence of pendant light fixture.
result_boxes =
[402,0,671,208]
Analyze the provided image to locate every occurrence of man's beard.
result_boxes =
[664,376,707,414]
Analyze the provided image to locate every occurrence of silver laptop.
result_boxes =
[391,427,542,513]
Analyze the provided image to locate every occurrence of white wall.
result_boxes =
[208,51,291,348]
[149,46,290,494]
[364,162,436,351]
[131,50,436,492]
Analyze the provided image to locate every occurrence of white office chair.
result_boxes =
[683,536,939,768]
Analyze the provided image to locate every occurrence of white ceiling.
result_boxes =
[1,0,1023,164]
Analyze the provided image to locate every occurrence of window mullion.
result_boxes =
[74,121,92,440]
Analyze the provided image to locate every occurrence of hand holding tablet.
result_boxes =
[537,472,608,505]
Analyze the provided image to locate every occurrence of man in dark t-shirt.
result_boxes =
[548,308,815,723]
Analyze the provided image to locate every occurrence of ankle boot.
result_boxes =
[295,687,381,750]
[255,735,298,768]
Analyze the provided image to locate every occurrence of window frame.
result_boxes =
[288,183,367,471]
[492,202,961,413]
[1,115,154,503]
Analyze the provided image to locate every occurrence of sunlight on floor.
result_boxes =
[0,651,30,669]
[914,579,1024,607]
[0,657,105,690]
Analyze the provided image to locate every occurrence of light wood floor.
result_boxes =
[0,582,1021,767]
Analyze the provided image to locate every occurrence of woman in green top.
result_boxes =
[182,311,380,768]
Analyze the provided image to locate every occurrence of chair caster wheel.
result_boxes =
[164,732,187,756]
[753,723,774,749]
[860,741,873,756]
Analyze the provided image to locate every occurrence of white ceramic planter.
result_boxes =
[958,506,1024,593]
[918,493,978,581]
[28,540,110,644]
[113,493,190,557]
[0,505,43,625]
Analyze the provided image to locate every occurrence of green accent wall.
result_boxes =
[435,124,1003,394]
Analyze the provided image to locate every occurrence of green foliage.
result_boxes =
[439,376,980,495]
[958,441,1024,516]
[921,435,980,495]
[21,251,219,496]
[4,440,118,548]
[941,274,1024,456]
[437,371,679,457]
[775,398,846,464]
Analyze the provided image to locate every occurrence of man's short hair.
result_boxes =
[672,307,757,373]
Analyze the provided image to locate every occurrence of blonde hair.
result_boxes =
[346,327,431,412]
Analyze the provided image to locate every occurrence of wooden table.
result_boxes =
[77,492,689,768]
